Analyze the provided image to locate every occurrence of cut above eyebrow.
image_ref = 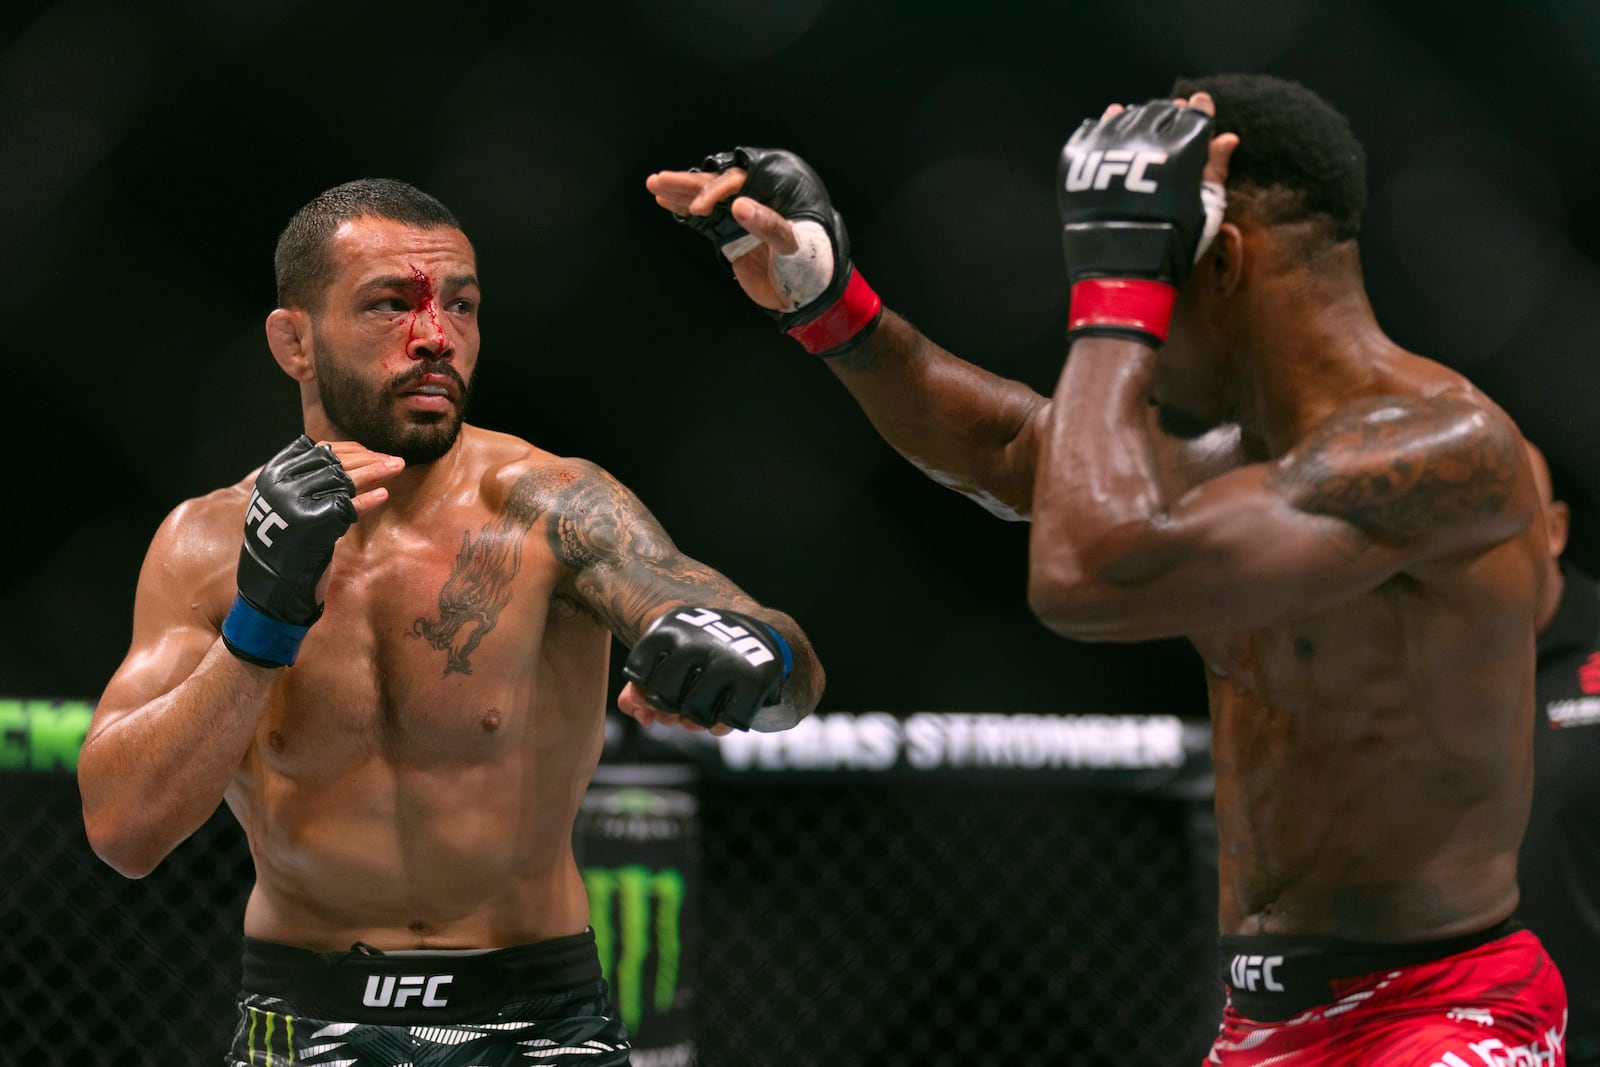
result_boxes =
[354,274,422,295]
[354,273,480,294]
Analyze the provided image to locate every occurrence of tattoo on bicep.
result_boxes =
[1270,397,1518,545]
[410,462,759,671]
[408,467,569,676]
[544,471,757,643]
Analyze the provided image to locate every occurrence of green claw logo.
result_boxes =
[584,864,686,1032]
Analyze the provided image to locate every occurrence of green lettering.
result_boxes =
[27,700,93,772]
[0,701,25,771]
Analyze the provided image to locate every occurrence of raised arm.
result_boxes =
[80,498,279,878]
[646,149,1046,520]
[1028,344,1529,640]
[79,440,399,877]
[523,458,823,733]
[1027,95,1533,638]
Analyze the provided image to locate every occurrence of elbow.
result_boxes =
[1028,518,1181,641]
[82,805,166,880]
[1027,523,1104,637]
[1027,552,1165,643]
[1027,562,1113,642]
[1026,517,1122,639]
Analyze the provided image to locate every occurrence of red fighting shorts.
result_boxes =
[1206,926,1568,1066]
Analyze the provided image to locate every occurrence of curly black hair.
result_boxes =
[1171,73,1366,247]
[274,178,463,312]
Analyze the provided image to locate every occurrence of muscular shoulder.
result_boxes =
[152,480,250,564]
[1269,393,1526,547]
[138,480,253,621]
[473,437,673,575]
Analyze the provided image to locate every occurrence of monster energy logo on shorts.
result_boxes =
[244,1003,295,1065]
[584,865,685,1032]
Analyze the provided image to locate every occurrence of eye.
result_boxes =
[368,297,409,313]
[447,298,477,315]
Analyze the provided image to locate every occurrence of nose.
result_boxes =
[405,297,451,362]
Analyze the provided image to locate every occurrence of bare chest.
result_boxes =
[1194,595,1410,782]
[1192,583,1416,693]
[1198,576,1528,782]
[250,519,602,771]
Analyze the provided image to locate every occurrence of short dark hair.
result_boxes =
[1170,73,1367,247]
[274,178,462,311]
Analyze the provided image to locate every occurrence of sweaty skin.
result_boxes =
[80,217,821,950]
[1019,92,1544,940]
[647,106,1543,945]
[1032,342,1540,942]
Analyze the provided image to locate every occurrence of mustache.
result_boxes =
[392,362,468,392]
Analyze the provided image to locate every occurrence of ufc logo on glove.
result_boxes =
[1064,149,1168,194]
[674,609,776,667]
[244,489,289,547]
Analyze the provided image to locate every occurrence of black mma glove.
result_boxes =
[1057,100,1222,346]
[675,147,883,357]
[221,435,358,668]
[622,607,794,731]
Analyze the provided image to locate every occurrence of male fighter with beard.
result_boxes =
[79,178,822,1066]
[649,75,1567,1064]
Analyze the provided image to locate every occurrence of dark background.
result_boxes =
[5,0,1600,717]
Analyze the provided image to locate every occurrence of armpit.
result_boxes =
[1268,396,1520,545]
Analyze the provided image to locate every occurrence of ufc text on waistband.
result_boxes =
[240,930,603,1025]
[1219,919,1520,1023]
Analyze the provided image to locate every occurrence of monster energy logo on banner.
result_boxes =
[584,864,685,1032]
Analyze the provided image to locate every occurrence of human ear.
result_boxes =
[265,308,314,382]
[1207,223,1244,297]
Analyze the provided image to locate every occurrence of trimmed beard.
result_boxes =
[312,349,475,465]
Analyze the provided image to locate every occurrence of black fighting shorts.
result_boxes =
[225,929,631,1066]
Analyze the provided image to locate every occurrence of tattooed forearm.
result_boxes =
[534,466,758,644]
[410,460,805,683]
[1269,396,1519,545]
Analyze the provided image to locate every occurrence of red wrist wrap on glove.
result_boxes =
[786,270,883,355]
[1067,278,1177,343]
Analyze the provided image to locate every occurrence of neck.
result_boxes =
[299,413,471,514]
[1229,245,1401,455]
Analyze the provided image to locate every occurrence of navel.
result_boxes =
[1294,636,1316,664]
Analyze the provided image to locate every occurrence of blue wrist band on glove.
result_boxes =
[221,594,311,668]
[756,621,794,680]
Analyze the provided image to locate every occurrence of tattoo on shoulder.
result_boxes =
[1268,396,1519,546]
[551,473,753,645]
[408,462,752,674]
